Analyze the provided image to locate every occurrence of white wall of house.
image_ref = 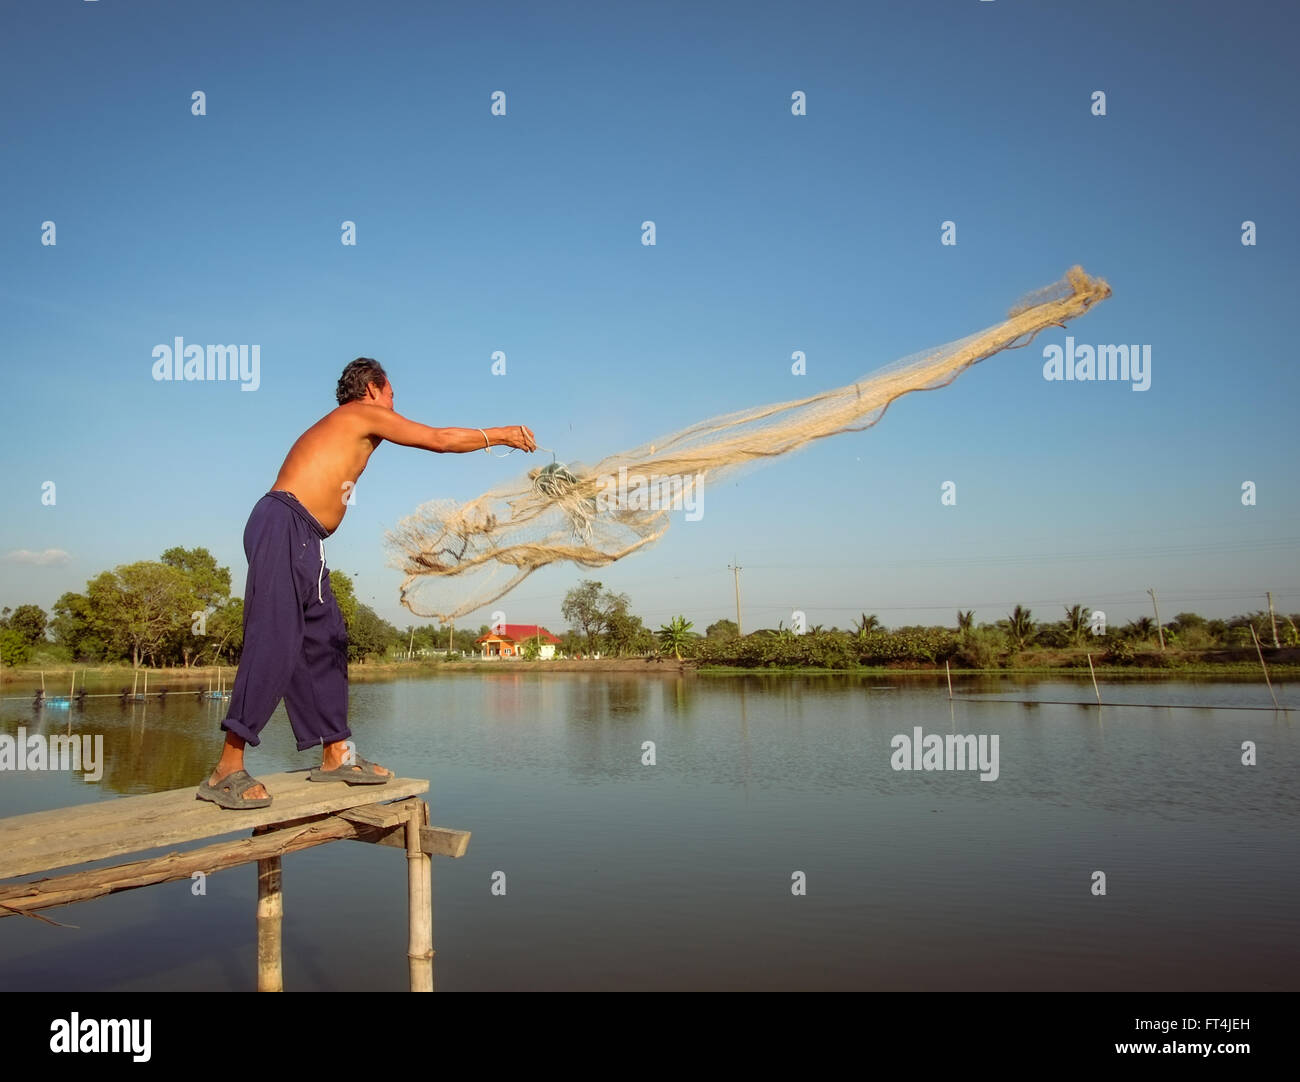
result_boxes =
[478,636,559,659]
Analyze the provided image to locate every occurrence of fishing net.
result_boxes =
[388,266,1111,620]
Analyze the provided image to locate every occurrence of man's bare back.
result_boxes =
[271,377,536,533]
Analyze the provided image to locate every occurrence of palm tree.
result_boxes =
[956,610,974,635]
[1002,605,1035,651]
[1063,604,1090,647]
[657,616,694,660]
[853,613,882,635]
[1124,616,1155,641]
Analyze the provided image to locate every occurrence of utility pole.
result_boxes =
[1267,591,1280,649]
[728,562,743,637]
[448,620,454,655]
[1147,587,1165,651]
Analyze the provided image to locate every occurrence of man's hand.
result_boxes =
[501,425,537,452]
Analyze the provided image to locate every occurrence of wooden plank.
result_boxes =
[0,772,429,881]
[0,815,371,918]
[420,825,470,859]
[341,797,470,857]
[362,824,472,859]
[336,803,410,829]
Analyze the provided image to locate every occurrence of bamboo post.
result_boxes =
[1251,626,1280,710]
[143,669,149,697]
[254,824,284,992]
[132,669,138,698]
[945,658,953,700]
[1087,653,1102,705]
[41,670,46,693]
[256,859,284,991]
[406,800,434,992]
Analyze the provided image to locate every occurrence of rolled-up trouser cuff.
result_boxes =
[298,727,353,752]
[221,717,262,748]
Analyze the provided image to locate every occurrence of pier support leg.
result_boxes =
[256,853,283,992]
[406,800,434,992]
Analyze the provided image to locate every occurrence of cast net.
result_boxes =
[388,266,1111,620]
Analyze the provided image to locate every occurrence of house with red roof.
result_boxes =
[475,623,563,660]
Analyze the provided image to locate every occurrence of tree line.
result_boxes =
[557,582,1300,668]
[3,565,1294,670]
[0,547,418,668]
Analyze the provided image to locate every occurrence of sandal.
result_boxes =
[195,768,272,809]
[308,754,393,785]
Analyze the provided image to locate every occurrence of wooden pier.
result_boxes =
[0,772,470,991]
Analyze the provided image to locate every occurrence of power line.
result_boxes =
[617,588,1300,621]
[396,535,1300,616]
[737,536,1300,571]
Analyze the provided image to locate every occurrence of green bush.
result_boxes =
[1105,639,1136,664]
[0,629,31,666]
[950,627,1005,669]
[954,637,998,669]
[1032,624,1070,649]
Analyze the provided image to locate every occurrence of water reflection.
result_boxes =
[565,675,652,724]
[1,695,232,799]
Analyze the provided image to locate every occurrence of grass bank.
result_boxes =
[3,651,1296,691]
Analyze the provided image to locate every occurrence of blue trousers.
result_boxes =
[221,490,352,751]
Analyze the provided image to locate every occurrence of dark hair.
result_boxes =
[336,358,388,405]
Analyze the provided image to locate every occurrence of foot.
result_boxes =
[319,742,393,779]
[208,764,268,801]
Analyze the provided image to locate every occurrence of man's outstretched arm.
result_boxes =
[355,406,536,453]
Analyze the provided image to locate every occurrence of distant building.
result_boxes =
[475,624,562,660]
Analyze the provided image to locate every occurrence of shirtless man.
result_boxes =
[197,357,536,809]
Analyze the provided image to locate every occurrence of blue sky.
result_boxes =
[2,0,1297,635]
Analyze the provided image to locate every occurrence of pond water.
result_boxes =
[0,671,1295,991]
